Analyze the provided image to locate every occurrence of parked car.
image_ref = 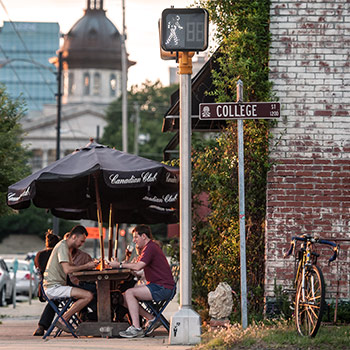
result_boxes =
[5,259,38,296]
[0,258,14,306]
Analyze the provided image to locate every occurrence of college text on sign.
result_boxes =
[199,102,280,120]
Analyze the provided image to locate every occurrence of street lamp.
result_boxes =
[0,54,63,235]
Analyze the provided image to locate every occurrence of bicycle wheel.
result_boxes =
[295,264,325,337]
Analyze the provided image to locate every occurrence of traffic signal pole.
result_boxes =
[169,52,201,345]
[179,52,193,309]
[159,7,208,345]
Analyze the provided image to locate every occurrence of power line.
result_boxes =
[0,0,56,96]
[0,0,58,117]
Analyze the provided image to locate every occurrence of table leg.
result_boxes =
[96,279,111,322]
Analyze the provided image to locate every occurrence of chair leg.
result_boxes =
[143,303,171,336]
[42,299,78,339]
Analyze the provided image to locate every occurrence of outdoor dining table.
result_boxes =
[72,268,132,337]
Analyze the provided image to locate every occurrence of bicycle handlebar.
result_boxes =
[284,235,338,263]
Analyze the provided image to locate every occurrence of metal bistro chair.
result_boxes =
[39,281,79,339]
[142,263,179,336]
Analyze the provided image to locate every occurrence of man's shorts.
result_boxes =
[45,284,73,299]
[146,283,174,302]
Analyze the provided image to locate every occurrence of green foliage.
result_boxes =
[199,0,272,102]
[186,0,274,321]
[101,80,178,161]
[0,205,77,242]
[197,322,350,350]
[272,280,294,320]
[0,85,30,218]
[191,122,270,319]
[324,301,350,324]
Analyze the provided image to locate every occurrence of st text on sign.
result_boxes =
[199,102,280,120]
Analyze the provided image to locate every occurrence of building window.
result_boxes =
[83,72,90,95]
[48,149,56,164]
[110,74,117,96]
[29,149,43,171]
[68,72,75,95]
[93,72,101,96]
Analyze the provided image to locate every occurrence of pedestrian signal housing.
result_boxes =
[161,8,209,52]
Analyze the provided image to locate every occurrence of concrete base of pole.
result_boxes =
[169,307,201,345]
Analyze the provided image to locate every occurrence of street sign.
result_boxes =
[199,102,280,120]
[161,8,209,52]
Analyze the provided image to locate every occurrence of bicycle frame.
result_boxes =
[285,234,338,337]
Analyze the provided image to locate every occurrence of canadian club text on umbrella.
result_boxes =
[7,140,179,268]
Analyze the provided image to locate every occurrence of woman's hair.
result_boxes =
[45,229,60,248]
[132,224,153,239]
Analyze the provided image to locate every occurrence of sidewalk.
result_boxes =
[0,297,194,350]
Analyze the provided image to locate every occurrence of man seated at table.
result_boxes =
[67,235,98,322]
[109,224,175,338]
[43,225,98,332]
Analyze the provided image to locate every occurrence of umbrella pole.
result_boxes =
[108,204,114,261]
[94,173,105,270]
[114,224,119,259]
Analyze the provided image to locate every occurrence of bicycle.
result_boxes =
[284,234,338,337]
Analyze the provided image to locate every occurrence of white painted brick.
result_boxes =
[325,79,343,85]
[298,73,316,79]
[287,67,306,73]
[266,0,349,301]
[325,55,348,61]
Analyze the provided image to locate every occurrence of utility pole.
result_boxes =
[133,102,139,155]
[121,0,128,153]
[53,51,62,236]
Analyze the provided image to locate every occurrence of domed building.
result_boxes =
[60,0,134,105]
[22,0,135,172]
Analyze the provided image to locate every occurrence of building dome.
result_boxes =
[61,0,132,70]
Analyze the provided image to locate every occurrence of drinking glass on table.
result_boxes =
[125,243,135,262]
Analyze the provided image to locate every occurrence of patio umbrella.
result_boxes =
[7,140,179,265]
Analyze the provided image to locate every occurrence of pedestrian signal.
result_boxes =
[160,8,209,52]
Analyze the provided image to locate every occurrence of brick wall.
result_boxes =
[266,0,350,302]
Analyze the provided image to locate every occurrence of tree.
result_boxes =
[0,85,30,218]
[0,86,75,242]
[0,205,76,241]
[187,0,273,321]
[101,80,178,161]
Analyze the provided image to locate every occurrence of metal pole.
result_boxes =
[169,52,200,345]
[237,79,248,329]
[53,51,62,236]
[56,51,62,161]
[179,61,192,309]
[121,0,128,153]
[133,102,139,155]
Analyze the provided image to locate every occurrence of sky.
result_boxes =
[0,0,201,87]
